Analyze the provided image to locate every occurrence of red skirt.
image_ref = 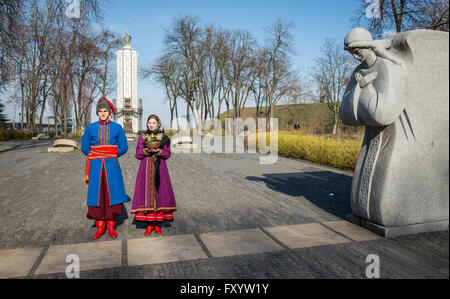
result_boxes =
[135,210,174,222]
[86,161,123,221]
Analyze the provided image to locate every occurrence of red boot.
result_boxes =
[107,221,118,238]
[144,225,154,236]
[154,224,162,234]
[92,220,106,239]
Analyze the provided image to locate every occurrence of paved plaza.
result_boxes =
[0,139,448,279]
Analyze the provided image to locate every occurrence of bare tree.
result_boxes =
[409,0,449,30]
[142,53,182,130]
[0,0,109,135]
[263,17,295,131]
[251,47,270,121]
[0,0,26,90]
[155,16,258,132]
[213,28,232,120]
[163,14,202,127]
[353,0,449,37]
[197,26,221,121]
[283,72,305,105]
[1,0,106,91]
[96,30,121,97]
[47,0,108,135]
[12,0,57,133]
[71,23,101,132]
[146,15,302,135]
[311,38,353,135]
[227,29,256,123]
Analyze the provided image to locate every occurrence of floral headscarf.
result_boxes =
[146,114,165,135]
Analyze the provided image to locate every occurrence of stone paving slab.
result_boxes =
[322,220,382,242]
[26,230,449,279]
[200,228,284,257]
[34,240,122,275]
[0,247,43,278]
[264,223,351,249]
[127,234,208,267]
[0,224,447,279]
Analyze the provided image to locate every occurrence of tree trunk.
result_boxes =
[186,101,190,126]
[332,110,338,135]
[20,86,24,130]
[39,96,47,133]
[175,99,179,131]
[63,85,67,137]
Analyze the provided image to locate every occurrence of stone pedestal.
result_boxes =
[346,214,448,238]
[340,29,449,237]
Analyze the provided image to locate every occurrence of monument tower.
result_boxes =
[115,30,143,139]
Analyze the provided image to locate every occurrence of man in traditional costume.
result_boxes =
[132,114,176,235]
[81,97,129,239]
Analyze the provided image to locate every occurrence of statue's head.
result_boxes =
[344,28,374,62]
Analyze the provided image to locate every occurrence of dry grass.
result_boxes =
[248,130,362,170]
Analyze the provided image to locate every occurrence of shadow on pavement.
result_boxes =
[0,140,54,154]
[0,142,24,153]
[246,171,353,219]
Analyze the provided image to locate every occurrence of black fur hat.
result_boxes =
[96,97,115,115]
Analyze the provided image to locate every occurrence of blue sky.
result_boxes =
[101,0,359,70]
[3,0,367,129]
[97,0,362,128]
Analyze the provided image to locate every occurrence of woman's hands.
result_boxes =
[143,148,161,156]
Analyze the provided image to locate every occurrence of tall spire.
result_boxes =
[122,29,132,47]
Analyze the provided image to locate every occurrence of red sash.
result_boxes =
[85,145,118,189]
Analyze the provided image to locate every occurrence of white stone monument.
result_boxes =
[340,28,449,237]
[115,30,142,139]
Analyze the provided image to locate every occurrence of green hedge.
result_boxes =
[0,130,35,141]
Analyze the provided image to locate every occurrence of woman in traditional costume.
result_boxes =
[81,97,129,239]
[132,114,176,235]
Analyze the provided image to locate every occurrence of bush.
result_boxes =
[0,130,34,141]
[69,130,83,139]
[164,129,177,136]
[248,130,362,170]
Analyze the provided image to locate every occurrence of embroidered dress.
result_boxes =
[81,119,128,219]
[132,132,176,222]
